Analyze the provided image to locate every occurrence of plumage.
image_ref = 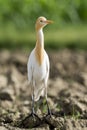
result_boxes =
[27,16,53,102]
[28,49,49,101]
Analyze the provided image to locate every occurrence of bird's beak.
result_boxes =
[45,20,53,24]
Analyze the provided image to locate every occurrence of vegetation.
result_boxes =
[0,0,87,50]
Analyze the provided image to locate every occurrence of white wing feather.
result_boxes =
[45,51,50,85]
[27,50,34,85]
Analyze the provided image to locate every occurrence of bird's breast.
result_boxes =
[35,45,44,66]
[32,55,47,82]
[34,62,47,80]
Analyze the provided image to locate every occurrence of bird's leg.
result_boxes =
[30,85,40,119]
[31,91,35,115]
[45,98,51,116]
[19,86,41,128]
[31,86,36,116]
[44,86,52,117]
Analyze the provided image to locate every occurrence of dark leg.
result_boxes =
[31,84,35,114]
[44,86,52,117]
[30,86,40,119]
[19,85,41,128]
[46,98,51,116]
[31,93,35,115]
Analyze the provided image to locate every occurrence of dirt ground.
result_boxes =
[0,49,87,130]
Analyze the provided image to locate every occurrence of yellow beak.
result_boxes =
[45,20,53,24]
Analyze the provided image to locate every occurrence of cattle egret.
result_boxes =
[27,16,53,117]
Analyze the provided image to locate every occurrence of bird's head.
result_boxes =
[35,16,53,31]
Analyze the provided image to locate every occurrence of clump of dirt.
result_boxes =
[0,49,87,130]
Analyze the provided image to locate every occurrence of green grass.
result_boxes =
[0,24,87,50]
[45,25,87,49]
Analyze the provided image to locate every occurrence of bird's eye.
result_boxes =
[40,20,43,23]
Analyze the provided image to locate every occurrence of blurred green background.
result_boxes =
[0,0,87,50]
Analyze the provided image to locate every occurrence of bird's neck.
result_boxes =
[36,29,44,48]
[35,29,44,65]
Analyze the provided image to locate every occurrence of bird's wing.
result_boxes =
[46,55,50,73]
[45,52,50,84]
[27,63,33,85]
[27,51,34,85]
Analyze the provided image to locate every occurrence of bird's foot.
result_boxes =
[30,111,41,120]
[28,107,41,121]
[45,99,52,118]
[20,111,41,128]
[45,108,52,118]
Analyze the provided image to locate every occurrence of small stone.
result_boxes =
[0,75,8,88]
[0,126,8,130]
[0,88,15,101]
[45,116,64,128]
[0,100,12,109]
[64,119,87,130]
[4,114,14,123]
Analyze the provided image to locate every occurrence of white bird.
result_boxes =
[27,16,53,116]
